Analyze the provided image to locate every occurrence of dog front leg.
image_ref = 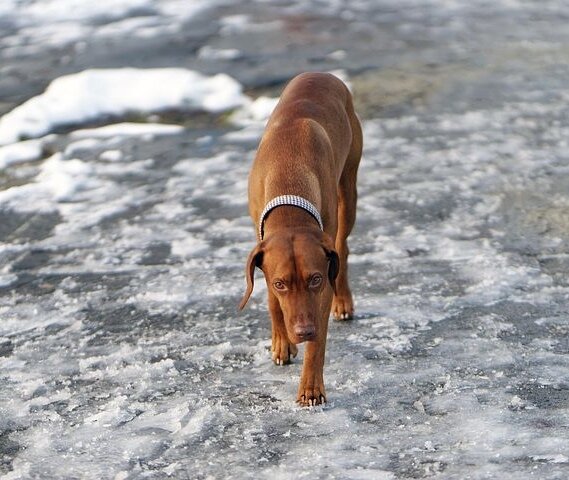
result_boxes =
[297,317,328,406]
[268,292,298,365]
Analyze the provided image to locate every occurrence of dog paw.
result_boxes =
[272,334,298,365]
[332,294,354,321]
[297,384,326,407]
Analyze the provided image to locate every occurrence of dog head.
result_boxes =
[239,229,339,344]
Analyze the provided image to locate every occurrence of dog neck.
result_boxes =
[259,195,323,240]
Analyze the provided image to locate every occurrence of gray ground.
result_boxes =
[1,1,569,479]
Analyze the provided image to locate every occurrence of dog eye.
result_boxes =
[273,280,287,291]
[309,274,323,288]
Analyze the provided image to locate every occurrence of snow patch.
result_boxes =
[219,14,283,35]
[171,237,209,258]
[198,45,242,60]
[19,0,155,24]
[71,122,184,139]
[0,139,43,169]
[38,153,99,202]
[0,69,246,145]
[231,96,279,126]
[99,150,124,162]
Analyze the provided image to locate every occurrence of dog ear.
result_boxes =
[239,243,264,310]
[321,234,339,294]
[326,250,340,295]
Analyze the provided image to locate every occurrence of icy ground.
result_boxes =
[2,1,569,479]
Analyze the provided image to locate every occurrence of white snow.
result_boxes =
[20,0,155,24]
[219,14,284,36]
[0,139,43,169]
[70,122,184,138]
[231,96,279,126]
[98,150,124,162]
[198,45,243,60]
[0,68,246,145]
[94,16,183,40]
[0,0,218,56]
[171,236,210,259]
[37,154,99,202]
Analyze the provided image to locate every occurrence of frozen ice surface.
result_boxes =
[2,0,569,479]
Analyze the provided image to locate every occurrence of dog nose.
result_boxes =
[294,324,316,341]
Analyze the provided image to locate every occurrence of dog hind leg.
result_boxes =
[332,106,362,321]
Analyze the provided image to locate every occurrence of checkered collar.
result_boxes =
[258,195,323,240]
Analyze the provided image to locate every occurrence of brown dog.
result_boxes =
[239,72,362,406]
